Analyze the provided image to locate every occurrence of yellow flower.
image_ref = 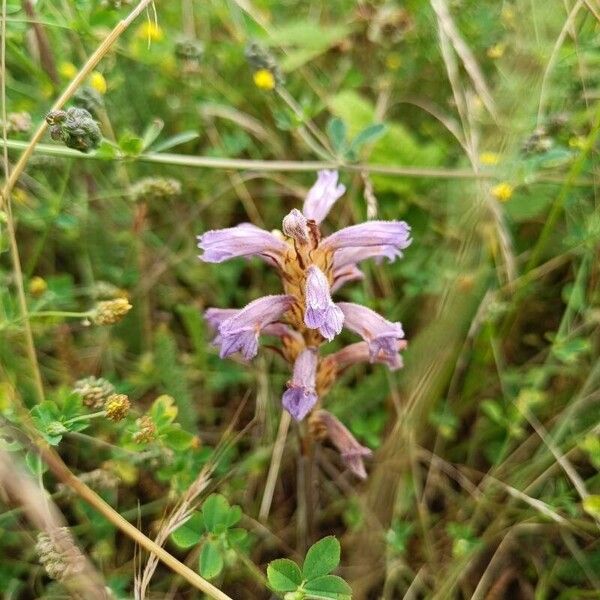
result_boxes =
[58,61,77,79]
[89,71,107,94]
[501,6,516,28]
[385,53,402,71]
[29,276,48,297]
[487,43,505,60]
[104,394,130,422]
[136,21,164,42]
[479,152,501,166]
[253,68,276,91]
[491,182,514,202]
[569,136,586,150]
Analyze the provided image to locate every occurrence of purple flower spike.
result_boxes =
[304,266,344,340]
[338,302,405,364]
[317,410,372,479]
[282,349,318,421]
[302,170,345,224]
[217,295,294,360]
[322,221,411,254]
[282,209,310,244]
[198,223,288,264]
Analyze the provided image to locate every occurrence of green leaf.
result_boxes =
[151,131,199,153]
[170,511,204,548]
[25,450,47,476]
[118,132,144,157]
[305,575,352,599]
[267,558,303,592]
[141,118,164,151]
[226,505,242,527]
[348,123,387,155]
[199,540,224,580]
[327,117,347,154]
[302,536,340,580]
[161,425,195,451]
[202,494,231,533]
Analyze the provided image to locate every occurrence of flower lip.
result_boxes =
[213,295,294,360]
[337,302,404,363]
[302,170,345,224]
[304,266,344,341]
[197,223,288,264]
[282,348,318,421]
[321,220,412,253]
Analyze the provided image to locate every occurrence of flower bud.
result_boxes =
[104,394,130,422]
[92,298,132,325]
[46,107,102,153]
[132,415,156,444]
[282,209,310,244]
[129,177,182,202]
[73,376,116,409]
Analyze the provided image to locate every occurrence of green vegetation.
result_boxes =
[1,1,600,598]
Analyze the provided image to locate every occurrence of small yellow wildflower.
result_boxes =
[385,53,402,71]
[487,43,505,60]
[104,394,130,422]
[480,152,501,166]
[253,68,276,91]
[89,71,107,95]
[569,136,586,150]
[491,182,514,202]
[58,62,77,79]
[136,21,164,42]
[92,298,132,325]
[501,5,516,28]
[29,276,48,297]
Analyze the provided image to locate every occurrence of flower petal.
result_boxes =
[316,410,372,479]
[337,302,405,363]
[304,266,344,340]
[302,170,345,224]
[217,295,294,360]
[282,349,318,421]
[282,208,310,244]
[197,223,287,264]
[322,221,411,254]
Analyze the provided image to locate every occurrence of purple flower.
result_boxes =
[215,295,294,360]
[304,266,344,341]
[333,245,405,270]
[198,223,288,264]
[302,170,345,224]
[338,302,405,364]
[282,209,310,244]
[328,340,407,371]
[282,348,318,421]
[322,221,411,254]
[316,410,372,479]
[331,264,364,293]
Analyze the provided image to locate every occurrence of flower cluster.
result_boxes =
[198,171,411,478]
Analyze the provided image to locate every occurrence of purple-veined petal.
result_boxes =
[327,340,407,371]
[282,348,318,421]
[302,170,345,224]
[331,264,365,293]
[338,302,405,364]
[316,410,372,479]
[321,221,411,254]
[217,295,294,360]
[304,266,344,341]
[197,223,287,264]
[333,244,405,270]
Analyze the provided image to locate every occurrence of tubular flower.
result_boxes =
[198,170,411,477]
[282,349,318,421]
[311,410,373,479]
